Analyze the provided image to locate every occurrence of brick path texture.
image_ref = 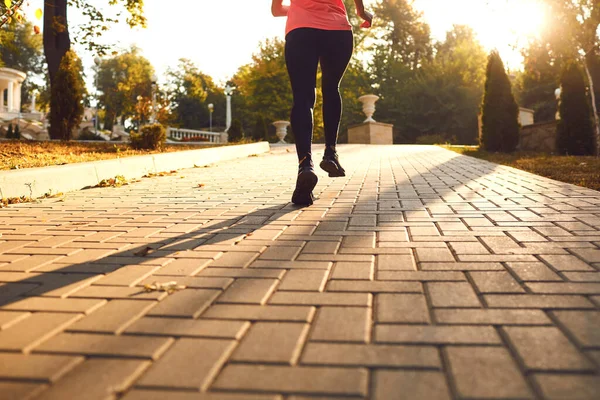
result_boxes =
[0,144,598,400]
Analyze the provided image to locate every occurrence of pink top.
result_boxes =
[285,0,352,36]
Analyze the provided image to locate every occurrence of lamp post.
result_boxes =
[137,95,143,129]
[151,74,158,123]
[224,84,234,132]
[208,103,214,132]
[94,57,101,135]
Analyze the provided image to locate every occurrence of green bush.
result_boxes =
[49,50,86,140]
[480,51,520,152]
[228,118,244,142]
[14,124,20,139]
[130,123,166,150]
[556,60,595,155]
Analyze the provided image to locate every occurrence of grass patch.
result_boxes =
[0,140,255,171]
[443,146,600,191]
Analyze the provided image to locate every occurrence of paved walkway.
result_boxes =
[0,145,599,400]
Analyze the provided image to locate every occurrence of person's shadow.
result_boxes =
[0,203,303,307]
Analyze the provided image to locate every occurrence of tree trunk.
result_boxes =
[44,0,70,83]
[44,0,71,140]
[584,54,600,156]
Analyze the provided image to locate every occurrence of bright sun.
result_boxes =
[415,0,549,69]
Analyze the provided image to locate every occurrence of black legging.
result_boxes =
[285,28,354,164]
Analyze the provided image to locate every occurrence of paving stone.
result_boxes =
[449,241,490,254]
[250,260,332,269]
[435,309,551,325]
[122,390,280,400]
[301,241,340,254]
[570,248,600,263]
[34,332,173,359]
[147,289,220,318]
[331,261,373,280]
[377,254,416,270]
[201,304,315,322]
[67,299,156,334]
[0,255,63,272]
[1,381,46,400]
[420,262,505,270]
[0,312,82,352]
[415,247,455,262]
[259,246,302,261]
[279,270,328,291]
[376,294,430,323]
[32,358,150,400]
[136,338,235,390]
[526,282,600,294]
[484,294,595,309]
[534,374,600,400]
[539,254,595,271]
[427,282,481,307]
[506,262,562,281]
[446,346,533,399]
[373,370,451,400]
[310,307,371,343]
[217,278,278,304]
[0,310,30,329]
[504,326,595,371]
[342,235,376,248]
[327,280,422,293]
[269,291,371,306]
[302,343,440,368]
[377,271,465,281]
[552,311,600,348]
[126,317,249,339]
[470,271,526,293]
[0,353,83,382]
[209,252,259,268]
[564,272,600,282]
[153,258,211,276]
[69,285,168,300]
[232,322,309,364]
[213,364,368,397]
[375,325,501,344]
[198,267,285,279]
[94,265,159,286]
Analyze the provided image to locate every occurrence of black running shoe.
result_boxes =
[320,152,346,177]
[292,165,318,206]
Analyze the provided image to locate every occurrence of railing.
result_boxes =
[167,127,225,143]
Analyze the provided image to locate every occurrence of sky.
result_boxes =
[21,0,548,85]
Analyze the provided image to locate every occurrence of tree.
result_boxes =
[166,59,224,130]
[373,25,486,144]
[544,0,600,154]
[556,60,595,155]
[96,47,155,130]
[49,50,86,140]
[370,0,433,80]
[516,39,562,122]
[480,51,520,152]
[232,39,301,139]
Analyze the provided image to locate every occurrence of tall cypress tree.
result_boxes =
[49,50,86,140]
[480,51,520,152]
[556,60,595,155]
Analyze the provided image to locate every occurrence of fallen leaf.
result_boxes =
[134,246,154,257]
[143,281,186,294]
